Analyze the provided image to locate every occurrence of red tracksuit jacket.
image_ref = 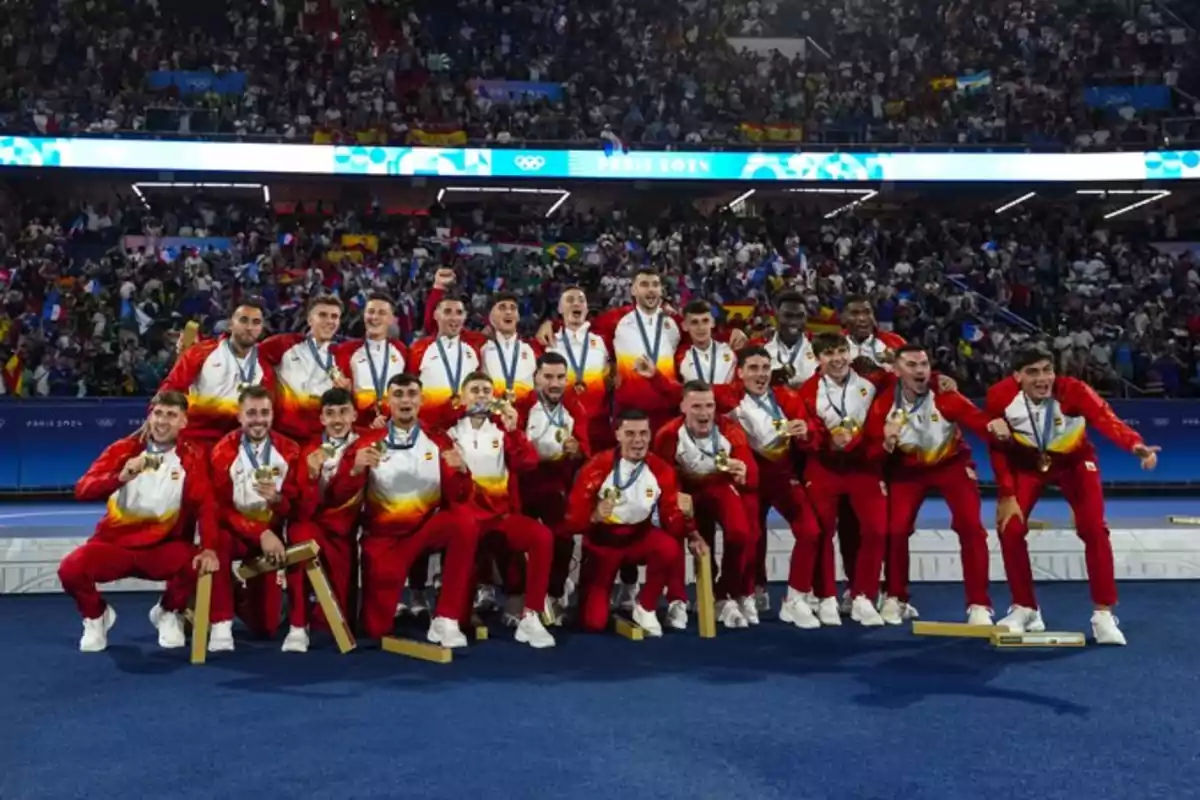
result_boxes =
[332,337,410,429]
[866,383,994,471]
[798,374,888,472]
[158,337,277,442]
[295,436,364,536]
[985,376,1144,498]
[514,390,593,498]
[563,450,688,539]
[327,427,474,537]
[75,435,218,549]
[652,416,760,492]
[210,429,302,546]
[443,409,541,520]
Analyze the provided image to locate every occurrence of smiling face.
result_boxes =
[843,300,876,340]
[536,360,568,403]
[616,417,652,460]
[238,395,274,441]
[147,402,187,445]
[363,298,395,340]
[434,298,466,338]
[320,401,356,439]
[387,381,422,425]
[738,354,773,395]
[632,272,662,313]
[818,344,851,382]
[776,301,807,345]
[307,301,342,343]
[229,304,264,351]
[894,349,930,395]
[1015,358,1055,400]
[459,377,495,414]
[684,310,714,347]
[682,389,715,435]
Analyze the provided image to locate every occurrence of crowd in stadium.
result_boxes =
[0,0,1195,147]
[1,189,1197,399]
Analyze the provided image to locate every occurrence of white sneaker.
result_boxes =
[804,591,820,612]
[754,586,771,613]
[544,597,566,627]
[738,595,761,626]
[665,600,688,630]
[614,582,639,611]
[851,595,885,627]
[997,605,1044,634]
[427,616,468,649]
[281,626,310,653]
[474,585,499,613]
[394,602,407,618]
[901,601,920,620]
[1091,610,1127,646]
[716,599,748,629]
[515,611,557,649]
[816,597,842,626]
[879,596,905,626]
[967,605,994,626]
[148,602,164,628]
[156,610,186,649]
[208,620,235,652]
[79,606,117,652]
[631,603,664,637]
[779,591,820,630]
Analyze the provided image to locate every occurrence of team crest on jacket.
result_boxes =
[170,469,181,481]
[645,488,654,498]
[723,353,732,362]
[492,439,501,449]
[423,450,434,460]
[859,387,869,397]
[931,413,940,422]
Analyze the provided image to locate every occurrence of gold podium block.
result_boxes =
[991,631,1086,648]
[236,540,319,581]
[912,621,1001,639]
[190,573,213,665]
[614,616,644,641]
[381,636,453,663]
[1168,515,1200,526]
[305,559,356,655]
[474,626,489,641]
[694,551,716,639]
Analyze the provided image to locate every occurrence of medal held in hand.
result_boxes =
[600,486,621,503]
[254,467,274,482]
[242,434,275,484]
[714,449,731,472]
[142,453,163,472]
[1023,395,1057,475]
[1037,453,1052,473]
[320,442,337,457]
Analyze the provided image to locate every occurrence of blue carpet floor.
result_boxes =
[2,583,1199,800]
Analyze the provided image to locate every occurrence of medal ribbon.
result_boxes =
[690,343,717,384]
[540,394,566,428]
[435,337,465,394]
[634,310,664,365]
[386,422,421,450]
[1023,395,1056,456]
[684,425,721,461]
[241,434,273,472]
[560,328,590,385]
[225,339,258,386]
[823,376,851,421]
[494,335,520,394]
[306,336,333,373]
[612,458,647,492]
[750,388,784,422]
[364,339,391,402]
[892,387,929,421]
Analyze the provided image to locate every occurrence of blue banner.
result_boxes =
[0,399,1195,491]
[471,79,563,103]
[147,71,246,97]
[2,135,1200,182]
[1084,85,1171,111]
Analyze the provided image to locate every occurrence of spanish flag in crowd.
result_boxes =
[3,353,23,395]
[722,302,757,322]
[806,306,843,334]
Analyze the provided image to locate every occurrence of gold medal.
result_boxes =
[574,381,586,394]
[714,450,731,471]
[320,442,337,457]
[373,439,388,455]
[782,364,796,380]
[236,382,250,395]
[487,398,506,414]
[554,428,565,443]
[891,409,908,426]
[601,487,621,502]
[329,366,345,383]
[504,390,516,403]
[841,417,860,434]
[142,453,163,472]
[254,466,273,482]
[1037,453,1052,473]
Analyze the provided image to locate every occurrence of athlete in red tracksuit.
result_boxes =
[332,291,409,430]
[206,386,302,652]
[798,333,890,627]
[326,373,480,648]
[866,344,1005,626]
[257,295,348,444]
[157,300,273,451]
[837,295,907,596]
[725,346,827,629]
[449,373,557,648]
[986,344,1159,645]
[653,383,760,630]
[515,352,592,618]
[565,410,695,637]
[283,388,363,653]
[59,391,218,653]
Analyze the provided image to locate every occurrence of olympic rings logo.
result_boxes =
[514,155,546,171]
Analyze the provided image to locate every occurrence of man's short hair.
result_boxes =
[811,332,849,356]
[736,345,771,366]
[774,290,805,308]
[308,294,344,313]
[893,343,927,359]
[238,385,272,405]
[681,380,712,397]
[387,373,422,390]
[460,371,492,389]
[682,299,713,318]
[320,387,354,408]
[1012,343,1055,372]
[536,352,569,371]
[616,408,650,426]
[151,390,189,412]
[365,291,395,308]
[232,296,266,317]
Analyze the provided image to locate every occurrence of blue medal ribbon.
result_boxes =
[494,335,520,395]
[684,425,721,461]
[690,343,717,384]
[306,336,332,373]
[363,338,391,403]
[634,310,664,366]
[241,434,274,474]
[225,339,258,387]
[560,328,590,386]
[435,336,465,394]
[611,458,647,495]
[1023,395,1056,456]
[386,422,421,450]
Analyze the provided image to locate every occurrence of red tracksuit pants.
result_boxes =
[285,520,358,630]
[747,459,822,596]
[522,484,575,599]
[474,513,555,614]
[617,408,674,588]
[360,507,480,638]
[807,460,889,600]
[59,539,198,620]
[886,456,992,608]
[998,461,1117,608]
[212,531,285,637]
[580,526,683,632]
[674,482,758,601]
